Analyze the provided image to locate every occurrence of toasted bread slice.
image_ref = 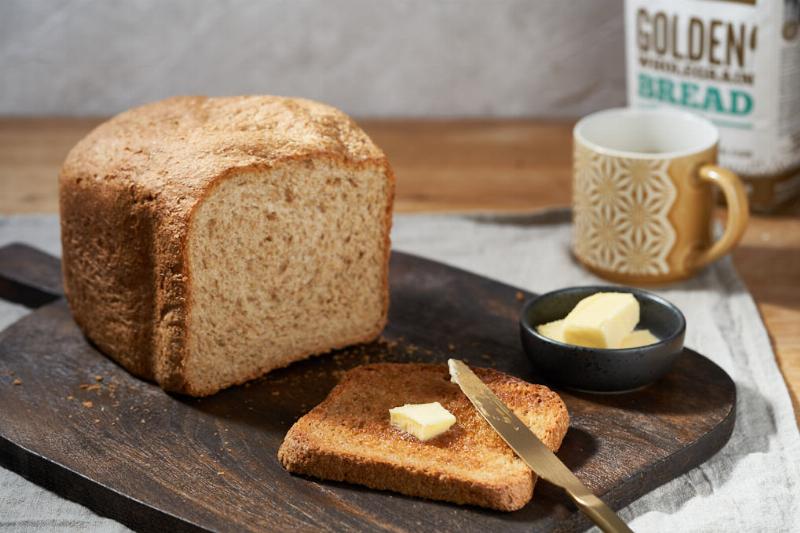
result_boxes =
[278,363,569,511]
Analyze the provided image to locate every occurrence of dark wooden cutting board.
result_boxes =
[0,243,735,532]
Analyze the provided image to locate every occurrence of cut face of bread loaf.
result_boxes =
[59,96,394,396]
[186,161,390,393]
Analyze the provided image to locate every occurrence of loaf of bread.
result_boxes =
[59,96,395,396]
[278,363,570,511]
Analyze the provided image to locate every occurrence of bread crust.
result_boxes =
[59,96,394,395]
[278,363,570,511]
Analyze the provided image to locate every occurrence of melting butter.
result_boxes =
[389,402,456,441]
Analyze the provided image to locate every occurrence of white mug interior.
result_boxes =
[574,108,719,159]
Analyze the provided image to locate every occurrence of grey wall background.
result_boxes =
[0,0,626,118]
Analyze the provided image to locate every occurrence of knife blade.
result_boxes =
[447,359,633,533]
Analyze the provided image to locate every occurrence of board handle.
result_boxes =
[0,243,64,308]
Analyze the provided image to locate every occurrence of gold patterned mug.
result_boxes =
[572,108,749,284]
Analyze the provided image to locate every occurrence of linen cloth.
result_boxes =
[1,211,798,532]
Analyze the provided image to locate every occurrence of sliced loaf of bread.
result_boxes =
[59,96,395,396]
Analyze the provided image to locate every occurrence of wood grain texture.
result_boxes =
[0,244,734,532]
[0,117,797,423]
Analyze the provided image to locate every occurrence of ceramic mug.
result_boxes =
[572,108,749,284]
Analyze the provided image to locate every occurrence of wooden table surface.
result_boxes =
[1,117,798,423]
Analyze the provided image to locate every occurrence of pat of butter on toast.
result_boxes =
[389,402,456,441]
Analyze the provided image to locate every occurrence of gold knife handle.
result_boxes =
[570,492,634,533]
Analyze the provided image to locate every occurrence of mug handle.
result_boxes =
[693,164,750,268]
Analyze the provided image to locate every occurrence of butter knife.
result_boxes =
[447,359,633,533]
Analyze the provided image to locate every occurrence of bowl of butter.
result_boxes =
[519,286,685,393]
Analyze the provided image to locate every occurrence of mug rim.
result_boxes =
[574,107,719,160]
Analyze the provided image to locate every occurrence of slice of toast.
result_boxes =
[278,363,569,511]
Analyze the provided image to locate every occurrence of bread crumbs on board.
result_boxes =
[82,400,93,408]
[12,378,22,386]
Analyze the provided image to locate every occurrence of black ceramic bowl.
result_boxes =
[519,286,686,393]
